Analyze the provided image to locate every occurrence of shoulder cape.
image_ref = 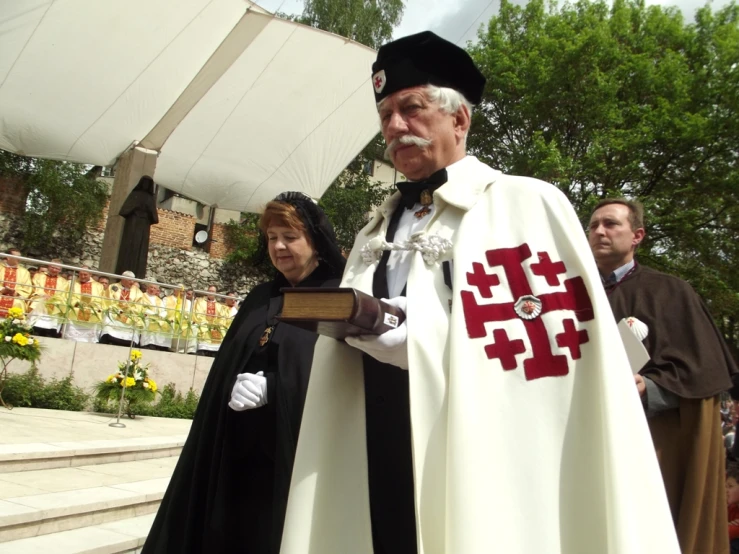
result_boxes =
[282,157,680,554]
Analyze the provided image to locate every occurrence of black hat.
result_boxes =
[371,31,486,105]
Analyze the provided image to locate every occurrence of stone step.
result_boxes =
[0,457,177,543]
[0,436,186,473]
[0,513,156,554]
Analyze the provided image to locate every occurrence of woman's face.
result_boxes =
[267,225,317,286]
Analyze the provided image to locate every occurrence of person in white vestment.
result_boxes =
[0,248,32,319]
[139,282,172,351]
[99,270,145,346]
[281,31,680,554]
[64,266,105,343]
[28,259,70,337]
[224,291,239,319]
[192,285,229,357]
[164,285,195,354]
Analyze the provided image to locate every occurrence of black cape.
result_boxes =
[116,186,159,278]
[142,263,340,554]
[607,264,737,398]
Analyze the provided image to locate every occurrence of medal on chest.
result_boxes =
[414,189,433,219]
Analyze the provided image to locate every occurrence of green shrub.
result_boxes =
[93,382,200,420]
[2,367,46,407]
[41,376,89,411]
[2,368,89,411]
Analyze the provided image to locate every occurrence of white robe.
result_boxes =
[281,156,679,554]
[139,294,171,349]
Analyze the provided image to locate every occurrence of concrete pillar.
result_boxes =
[98,146,158,273]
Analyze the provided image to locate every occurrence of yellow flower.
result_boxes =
[146,378,158,393]
[130,350,142,362]
[11,333,28,346]
[7,307,23,320]
[120,377,135,387]
[106,374,117,383]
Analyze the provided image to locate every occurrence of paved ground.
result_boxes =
[0,407,191,552]
[0,407,192,445]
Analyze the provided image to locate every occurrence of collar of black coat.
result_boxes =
[395,167,448,210]
[272,261,340,294]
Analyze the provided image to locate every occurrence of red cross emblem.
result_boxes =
[461,243,594,381]
[373,70,386,93]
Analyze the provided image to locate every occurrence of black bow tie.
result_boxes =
[396,168,448,210]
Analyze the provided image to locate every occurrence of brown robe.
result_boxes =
[608,264,737,554]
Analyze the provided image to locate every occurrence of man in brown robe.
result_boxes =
[588,198,738,554]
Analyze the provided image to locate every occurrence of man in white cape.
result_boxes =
[281,31,679,554]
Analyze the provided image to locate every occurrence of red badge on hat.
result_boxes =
[373,70,386,94]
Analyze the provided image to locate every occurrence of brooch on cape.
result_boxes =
[360,234,453,266]
[259,325,274,347]
[514,295,543,320]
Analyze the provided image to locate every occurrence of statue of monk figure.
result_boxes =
[115,175,159,279]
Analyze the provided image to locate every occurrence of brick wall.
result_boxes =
[0,175,28,216]
[209,222,229,260]
[149,208,196,250]
[0,177,237,262]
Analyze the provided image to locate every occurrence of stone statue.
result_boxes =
[115,176,159,279]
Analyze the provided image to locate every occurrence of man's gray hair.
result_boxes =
[122,271,135,278]
[423,85,474,116]
[376,85,474,116]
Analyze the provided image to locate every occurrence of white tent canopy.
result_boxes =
[0,0,380,212]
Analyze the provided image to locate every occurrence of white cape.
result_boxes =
[281,157,678,554]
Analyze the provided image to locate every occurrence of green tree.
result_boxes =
[0,150,109,253]
[319,153,392,251]
[300,0,405,49]
[222,160,390,262]
[468,0,739,353]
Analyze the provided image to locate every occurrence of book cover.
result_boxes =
[277,287,405,340]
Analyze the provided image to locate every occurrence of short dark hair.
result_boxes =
[592,198,644,231]
[7,247,20,255]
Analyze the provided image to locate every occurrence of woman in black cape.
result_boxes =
[142,192,346,554]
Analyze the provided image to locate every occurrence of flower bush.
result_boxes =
[94,349,159,418]
[0,307,42,362]
[0,307,42,409]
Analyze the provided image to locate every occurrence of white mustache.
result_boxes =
[384,135,432,160]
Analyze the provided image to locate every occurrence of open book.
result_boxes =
[278,287,406,340]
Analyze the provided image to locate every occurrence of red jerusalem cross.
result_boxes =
[461,243,594,381]
[374,76,383,89]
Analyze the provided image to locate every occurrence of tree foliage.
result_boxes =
[318,150,392,251]
[222,157,390,263]
[0,150,109,253]
[468,0,739,353]
[300,0,405,49]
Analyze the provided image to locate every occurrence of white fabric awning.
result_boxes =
[0,0,380,212]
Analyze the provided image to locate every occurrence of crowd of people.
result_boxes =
[0,248,240,357]
[3,29,737,554]
[141,30,739,554]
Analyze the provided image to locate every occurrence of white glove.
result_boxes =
[228,371,268,411]
[345,296,409,370]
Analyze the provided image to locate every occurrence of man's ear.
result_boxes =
[633,227,646,248]
[454,105,471,139]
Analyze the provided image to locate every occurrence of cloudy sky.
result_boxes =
[260,0,731,47]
